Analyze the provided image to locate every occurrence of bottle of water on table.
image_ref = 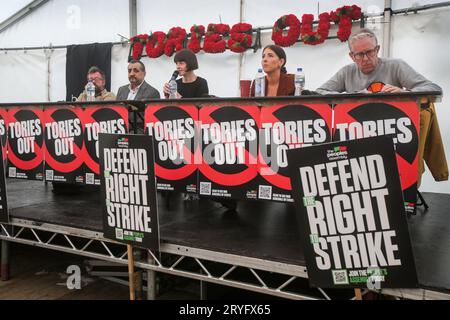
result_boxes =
[254,68,265,97]
[85,80,96,101]
[294,67,305,96]
[169,73,178,99]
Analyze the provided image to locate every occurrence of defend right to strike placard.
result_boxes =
[287,136,417,288]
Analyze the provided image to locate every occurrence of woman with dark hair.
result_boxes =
[163,49,209,98]
[250,44,295,97]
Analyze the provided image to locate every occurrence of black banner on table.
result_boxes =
[0,108,8,165]
[145,104,199,193]
[44,106,84,183]
[199,105,259,200]
[287,136,417,288]
[83,105,129,185]
[7,106,45,180]
[333,101,419,213]
[258,103,333,202]
[99,133,159,250]
[0,138,8,223]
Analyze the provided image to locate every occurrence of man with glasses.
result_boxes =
[77,66,116,101]
[316,28,447,189]
[316,28,442,94]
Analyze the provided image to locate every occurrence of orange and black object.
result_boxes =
[367,81,385,93]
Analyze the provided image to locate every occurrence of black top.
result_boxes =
[176,76,209,98]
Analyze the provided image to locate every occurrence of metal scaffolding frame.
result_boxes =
[0,218,320,300]
[1,217,449,300]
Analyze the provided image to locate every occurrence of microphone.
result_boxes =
[170,70,179,81]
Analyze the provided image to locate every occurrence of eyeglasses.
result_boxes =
[88,77,104,82]
[351,46,379,60]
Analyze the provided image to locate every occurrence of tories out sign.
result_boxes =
[258,103,332,202]
[0,109,8,164]
[7,107,45,180]
[99,133,159,250]
[333,101,419,213]
[199,105,259,199]
[287,136,417,288]
[0,138,8,223]
[44,106,84,183]
[83,105,128,185]
[145,104,199,193]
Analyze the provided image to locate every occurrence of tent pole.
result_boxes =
[238,0,245,96]
[382,0,392,58]
[129,0,137,38]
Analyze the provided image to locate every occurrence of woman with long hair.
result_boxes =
[251,44,295,97]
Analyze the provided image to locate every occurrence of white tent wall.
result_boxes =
[391,7,450,194]
[0,0,129,47]
[0,50,48,102]
[49,48,67,101]
[391,0,446,10]
[111,43,132,96]
[243,0,384,24]
[0,0,449,193]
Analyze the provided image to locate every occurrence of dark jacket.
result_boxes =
[116,81,160,100]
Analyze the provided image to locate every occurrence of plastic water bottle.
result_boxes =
[169,75,178,99]
[254,68,265,97]
[294,67,305,96]
[85,80,95,101]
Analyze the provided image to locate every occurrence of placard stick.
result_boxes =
[354,288,363,300]
[127,244,135,300]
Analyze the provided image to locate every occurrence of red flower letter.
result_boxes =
[164,27,187,57]
[203,23,230,53]
[145,31,166,58]
[300,13,331,45]
[271,14,301,47]
[130,34,148,60]
[188,25,205,53]
[330,5,362,42]
[228,23,253,53]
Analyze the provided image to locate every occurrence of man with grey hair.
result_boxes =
[77,66,116,101]
[316,28,447,188]
[316,28,442,94]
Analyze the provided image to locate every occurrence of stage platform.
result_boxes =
[3,179,450,299]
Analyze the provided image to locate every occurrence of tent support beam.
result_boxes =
[0,0,50,34]
[382,0,392,58]
[129,0,137,38]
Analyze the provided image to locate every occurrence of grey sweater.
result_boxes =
[316,58,442,94]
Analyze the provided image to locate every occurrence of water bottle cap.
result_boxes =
[258,68,263,72]
[297,67,303,72]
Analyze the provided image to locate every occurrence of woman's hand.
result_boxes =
[163,82,170,97]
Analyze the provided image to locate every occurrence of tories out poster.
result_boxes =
[145,104,199,193]
[199,105,259,200]
[0,108,8,164]
[99,133,159,250]
[333,101,419,213]
[83,105,129,185]
[7,107,45,180]
[0,139,8,223]
[44,106,84,183]
[287,136,417,288]
[258,103,333,202]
